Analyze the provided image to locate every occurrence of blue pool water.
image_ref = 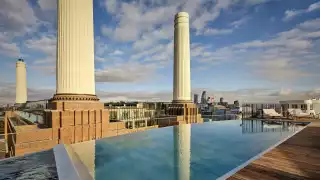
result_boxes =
[93,120,303,180]
[0,149,58,179]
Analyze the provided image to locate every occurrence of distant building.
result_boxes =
[201,91,207,104]
[207,96,214,104]
[220,97,224,104]
[234,100,240,107]
[193,94,199,104]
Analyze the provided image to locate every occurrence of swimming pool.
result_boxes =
[0,149,58,179]
[68,120,304,180]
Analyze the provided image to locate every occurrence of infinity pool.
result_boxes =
[0,120,304,180]
[69,120,304,180]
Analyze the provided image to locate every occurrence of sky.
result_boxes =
[0,0,320,105]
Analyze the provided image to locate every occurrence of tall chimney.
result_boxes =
[16,59,27,104]
[173,12,191,103]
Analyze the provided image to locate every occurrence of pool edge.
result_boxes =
[217,124,308,180]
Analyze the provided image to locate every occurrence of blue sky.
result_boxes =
[0,0,320,104]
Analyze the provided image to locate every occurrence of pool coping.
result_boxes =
[217,121,309,180]
[54,144,88,180]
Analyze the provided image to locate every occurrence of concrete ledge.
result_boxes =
[54,144,90,180]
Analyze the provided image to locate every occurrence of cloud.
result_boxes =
[283,1,320,21]
[282,10,303,21]
[230,16,250,28]
[0,33,21,57]
[1,80,319,105]
[38,0,57,10]
[196,18,320,83]
[101,1,177,42]
[0,0,38,34]
[200,28,234,36]
[102,0,120,14]
[132,25,172,50]
[24,34,57,75]
[25,35,56,57]
[0,82,54,105]
[95,36,109,56]
[307,1,320,12]
[110,50,124,56]
[100,25,114,37]
[299,18,320,30]
[95,62,158,83]
[100,0,273,41]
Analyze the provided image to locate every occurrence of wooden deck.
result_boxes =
[228,119,320,180]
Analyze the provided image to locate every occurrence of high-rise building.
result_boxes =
[220,97,224,104]
[16,59,27,105]
[201,91,207,104]
[193,94,199,104]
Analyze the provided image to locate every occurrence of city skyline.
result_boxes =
[1,0,320,104]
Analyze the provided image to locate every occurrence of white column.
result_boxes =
[16,60,27,104]
[173,12,191,102]
[57,0,95,95]
[174,124,191,180]
[305,100,312,114]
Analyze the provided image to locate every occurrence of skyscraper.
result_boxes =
[201,91,207,104]
[193,94,199,104]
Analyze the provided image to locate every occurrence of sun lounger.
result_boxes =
[288,108,311,119]
[262,109,283,119]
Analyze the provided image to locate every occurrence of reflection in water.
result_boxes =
[203,114,242,122]
[241,120,300,134]
[68,120,304,180]
[174,124,191,180]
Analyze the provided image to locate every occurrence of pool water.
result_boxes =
[73,120,302,180]
[0,149,58,180]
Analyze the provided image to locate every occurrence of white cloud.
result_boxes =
[95,36,109,56]
[95,62,158,83]
[0,33,21,57]
[200,28,234,36]
[131,41,172,60]
[25,35,56,57]
[100,25,114,37]
[283,1,320,21]
[231,16,250,28]
[102,0,120,14]
[307,1,320,12]
[30,65,56,76]
[192,11,219,32]
[132,25,172,50]
[110,50,124,56]
[282,10,303,21]
[195,18,320,83]
[299,18,320,30]
[101,0,272,42]
[38,0,57,10]
[0,0,38,34]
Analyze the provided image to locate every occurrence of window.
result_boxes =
[292,104,298,108]
[301,104,307,110]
